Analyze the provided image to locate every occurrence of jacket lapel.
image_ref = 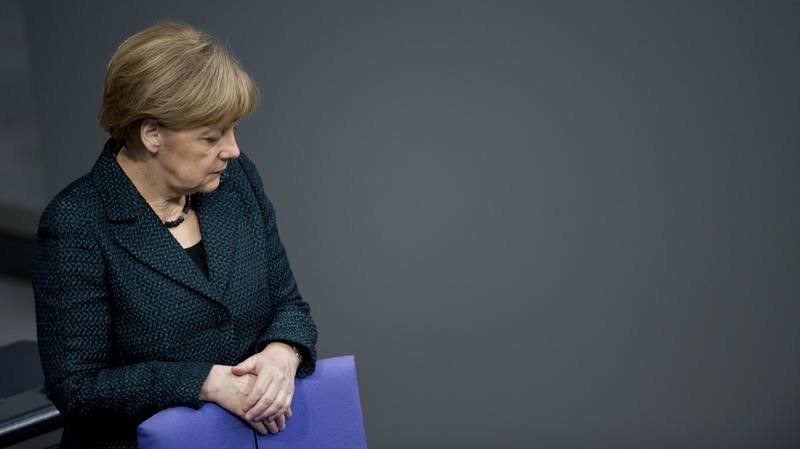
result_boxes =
[91,139,223,302]
[195,171,243,301]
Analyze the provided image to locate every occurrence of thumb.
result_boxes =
[231,355,258,375]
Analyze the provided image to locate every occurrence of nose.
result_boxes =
[221,132,240,160]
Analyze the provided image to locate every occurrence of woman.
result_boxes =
[32,22,317,449]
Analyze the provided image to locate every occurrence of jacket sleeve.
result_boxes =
[32,200,214,420]
[238,154,318,378]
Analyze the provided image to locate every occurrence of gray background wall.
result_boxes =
[10,1,800,448]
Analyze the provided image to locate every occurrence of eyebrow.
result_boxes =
[204,122,238,134]
[198,129,221,139]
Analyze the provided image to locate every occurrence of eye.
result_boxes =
[204,136,221,144]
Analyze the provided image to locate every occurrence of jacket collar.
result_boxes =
[90,138,241,305]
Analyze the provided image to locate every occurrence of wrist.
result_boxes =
[264,341,302,369]
[199,364,225,402]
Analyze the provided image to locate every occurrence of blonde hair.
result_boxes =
[99,22,258,151]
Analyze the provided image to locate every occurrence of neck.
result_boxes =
[116,147,187,220]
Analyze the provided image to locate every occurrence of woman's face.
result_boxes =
[155,119,241,195]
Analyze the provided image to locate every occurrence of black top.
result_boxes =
[185,239,209,277]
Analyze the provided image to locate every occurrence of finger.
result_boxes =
[253,381,288,421]
[285,406,293,418]
[265,418,279,434]
[242,374,273,414]
[231,356,258,376]
[246,380,280,421]
[275,413,287,431]
[258,395,286,422]
[248,420,268,436]
[261,392,293,423]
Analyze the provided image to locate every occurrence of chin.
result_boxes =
[195,177,221,193]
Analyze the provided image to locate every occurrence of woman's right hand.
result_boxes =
[199,365,275,435]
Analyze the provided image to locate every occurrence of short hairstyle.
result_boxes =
[99,22,258,151]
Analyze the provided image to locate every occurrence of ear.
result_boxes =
[139,119,161,154]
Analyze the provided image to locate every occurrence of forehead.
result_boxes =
[200,115,239,132]
[172,119,235,137]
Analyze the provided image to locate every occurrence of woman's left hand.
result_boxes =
[231,342,301,424]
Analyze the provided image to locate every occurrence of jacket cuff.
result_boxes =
[179,361,215,409]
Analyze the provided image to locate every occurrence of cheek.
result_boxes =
[200,154,218,170]
[184,155,215,179]
[179,166,201,183]
[192,157,222,185]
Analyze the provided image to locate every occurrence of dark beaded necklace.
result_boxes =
[163,195,191,228]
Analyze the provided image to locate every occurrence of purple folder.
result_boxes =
[138,355,367,449]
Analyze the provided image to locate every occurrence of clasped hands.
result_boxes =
[200,342,300,435]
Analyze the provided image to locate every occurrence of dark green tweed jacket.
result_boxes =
[32,139,317,449]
